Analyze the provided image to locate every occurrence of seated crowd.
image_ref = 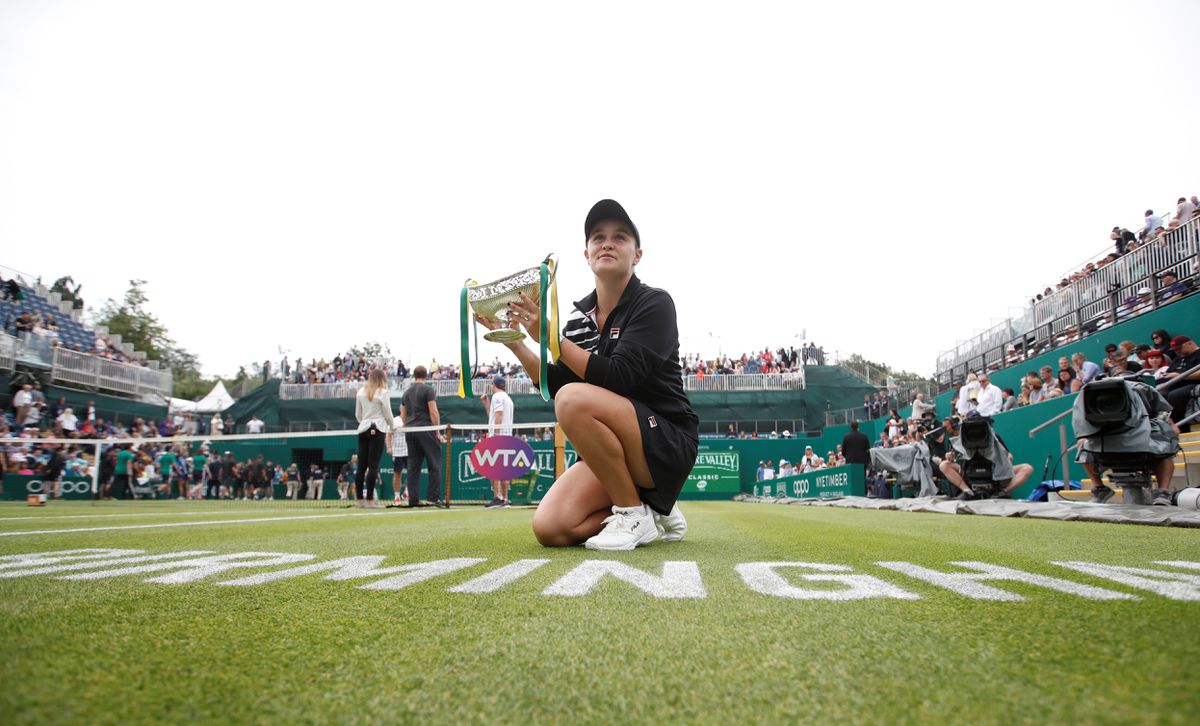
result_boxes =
[1033,195,1198,305]
[682,343,825,376]
[1,277,152,368]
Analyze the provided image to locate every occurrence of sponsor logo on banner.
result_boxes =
[685,450,740,495]
[457,448,576,485]
[25,479,93,496]
[469,436,536,480]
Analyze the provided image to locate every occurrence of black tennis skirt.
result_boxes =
[628,398,699,516]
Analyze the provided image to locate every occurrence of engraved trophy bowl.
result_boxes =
[467,264,554,343]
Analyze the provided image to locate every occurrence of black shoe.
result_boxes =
[1090,485,1116,504]
[484,497,504,509]
[955,490,978,501]
[1151,489,1173,506]
[428,499,449,509]
[994,491,1014,500]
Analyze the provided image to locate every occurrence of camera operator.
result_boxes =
[937,415,1033,500]
[1161,336,1200,432]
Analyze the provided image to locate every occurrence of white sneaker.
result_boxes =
[653,504,687,542]
[584,504,658,551]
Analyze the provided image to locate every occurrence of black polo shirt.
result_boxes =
[547,274,698,435]
[1168,347,1200,377]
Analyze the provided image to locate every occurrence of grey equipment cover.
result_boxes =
[869,441,938,497]
[949,424,1015,482]
[1073,378,1179,461]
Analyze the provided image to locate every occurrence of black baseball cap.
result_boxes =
[584,199,640,247]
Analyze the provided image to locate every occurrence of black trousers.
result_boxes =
[1167,383,1197,432]
[355,426,385,500]
[406,431,443,503]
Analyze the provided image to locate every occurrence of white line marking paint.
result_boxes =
[0,510,293,522]
[356,558,486,591]
[0,549,142,570]
[218,556,412,586]
[736,562,921,600]
[543,560,706,599]
[0,551,216,579]
[1052,561,1200,601]
[58,552,316,583]
[876,561,1137,601]
[447,559,552,593]
[0,511,405,537]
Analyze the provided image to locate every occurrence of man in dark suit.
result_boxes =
[841,420,872,485]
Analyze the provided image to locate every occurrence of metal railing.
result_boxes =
[51,346,173,398]
[0,333,15,371]
[935,217,1199,387]
[280,371,807,400]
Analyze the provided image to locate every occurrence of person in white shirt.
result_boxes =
[210,413,224,436]
[1141,209,1164,240]
[1174,196,1197,227]
[799,447,822,473]
[956,373,980,417]
[478,376,516,508]
[386,414,409,505]
[778,459,795,478]
[12,385,33,428]
[761,460,776,481]
[354,369,394,508]
[974,372,1004,416]
[246,416,265,434]
[56,408,78,434]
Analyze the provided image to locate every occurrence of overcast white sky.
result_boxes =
[2,0,1197,380]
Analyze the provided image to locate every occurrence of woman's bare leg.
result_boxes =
[553,383,655,508]
[532,461,614,546]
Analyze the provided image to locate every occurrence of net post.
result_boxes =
[91,441,102,503]
[554,424,565,481]
[443,424,454,504]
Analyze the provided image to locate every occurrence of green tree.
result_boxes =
[50,276,84,310]
[94,280,208,398]
[348,341,391,360]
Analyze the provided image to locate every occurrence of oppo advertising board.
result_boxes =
[2,475,94,500]
[753,465,865,499]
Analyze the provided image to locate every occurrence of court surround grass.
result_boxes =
[0,501,1197,725]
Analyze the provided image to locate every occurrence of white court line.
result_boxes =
[0,510,309,522]
[0,509,455,537]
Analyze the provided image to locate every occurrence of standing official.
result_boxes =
[480,375,515,509]
[401,366,447,508]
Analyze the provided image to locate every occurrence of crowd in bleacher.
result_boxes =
[1,275,150,367]
[1029,195,1198,305]
[681,343,825,376]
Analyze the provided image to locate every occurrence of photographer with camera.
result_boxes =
[937,414,1033,500]
[1075,373,1179,505]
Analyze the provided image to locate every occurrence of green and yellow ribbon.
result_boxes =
[539,255,560,402]
[458,256,559,401]
[458,279,475,399]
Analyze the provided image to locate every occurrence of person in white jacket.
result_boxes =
[354,368,394,508]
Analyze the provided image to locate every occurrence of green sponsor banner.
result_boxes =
[2,475,95,500]
[752,464,864,499]
[684,448,741,499]
[448,440,576,503]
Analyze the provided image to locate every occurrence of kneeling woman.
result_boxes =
[477,200,699,551]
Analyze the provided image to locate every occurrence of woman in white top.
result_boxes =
[354,368,394,508]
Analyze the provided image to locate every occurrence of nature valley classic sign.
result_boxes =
[683,449,740,498]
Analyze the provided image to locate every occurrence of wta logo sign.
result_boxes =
[470,436,535,480]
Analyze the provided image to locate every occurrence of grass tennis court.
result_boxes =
[1,501,1197,724]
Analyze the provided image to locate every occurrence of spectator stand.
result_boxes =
[936,215,1198,390]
